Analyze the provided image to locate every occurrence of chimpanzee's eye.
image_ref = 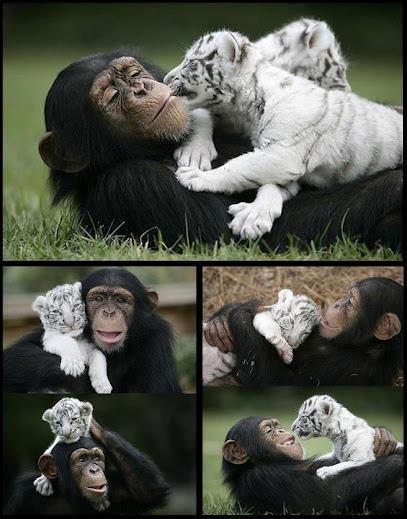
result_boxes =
[116,297,125,304]
[79,457,86,463]
[94,295,103,303]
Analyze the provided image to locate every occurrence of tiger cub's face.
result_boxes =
[291,395,337,439]
[164,31,242,110]
[42,398,93,443]
[32,282,86,337]
[273,289,321,349]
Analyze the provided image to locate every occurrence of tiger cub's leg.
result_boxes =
[253,312,294,364]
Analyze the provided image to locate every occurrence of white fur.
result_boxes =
[292,395,403,480]
[166,29,402,239]
[32,283,112,394]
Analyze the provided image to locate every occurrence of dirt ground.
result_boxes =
[203,266,403,318]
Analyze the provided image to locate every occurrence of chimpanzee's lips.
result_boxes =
[151,94,174,123]
[280,434,296,446]
[95,330,124,344]
[321,319,338,329]
[86,483,107,494]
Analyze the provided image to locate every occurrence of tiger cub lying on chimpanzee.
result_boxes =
[203,289,320,384]
[166,21,402,240]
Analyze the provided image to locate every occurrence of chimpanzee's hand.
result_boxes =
[204,315,234,353]
[373,426,398,457]
[90,418,107,446]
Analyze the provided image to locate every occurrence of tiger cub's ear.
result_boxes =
[304,21,334,51]
[80,401,93,418]
[42,408,54,423]
[277,289,294,304]
[72,281,82,293]
[217,31,250,63]
[32,295,47,314]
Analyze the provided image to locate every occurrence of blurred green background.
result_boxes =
[3,266,196,392]
[203,387,403,511]
[4,394,196,514]
[3,2,402,260]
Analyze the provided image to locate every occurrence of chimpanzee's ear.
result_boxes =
[38,454,58,479]
[32,295,47,314]
[305,21,334,51]
[373,313,401,340]
[217,31,249,63]
[222,439,249,464]
[39,131,90,173]
[80,401,93,418]
[42,408,54,423]
[147,290,159,308]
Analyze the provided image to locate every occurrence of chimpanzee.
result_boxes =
[222,416,403,514]
[3,268,180,393]
[38,49,402,251]
[205,277,403,386]
[4,419,169,515]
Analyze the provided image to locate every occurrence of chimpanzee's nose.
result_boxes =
[132,81,147,97]
[89,466,99,474]
[103,307,116,318]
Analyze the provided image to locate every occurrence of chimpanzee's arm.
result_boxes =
[121,319,181,393]
[90,421,169,512]
[3,331,92,393]
[331,454,403,513]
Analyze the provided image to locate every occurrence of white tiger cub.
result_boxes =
[292,395,404,480]
[168,18,350,174]
[32,282,113,394]
[166,30,402,239]
[202,289,320,384]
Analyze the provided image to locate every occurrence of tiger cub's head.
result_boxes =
[257,18,350,92]
[32,282,86,337]
[273,289,321,349]
[164,30,252,110]
[291,395,339,439]
[42,397,93,443]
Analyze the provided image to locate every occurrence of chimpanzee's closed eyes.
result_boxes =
[35,49,401,251]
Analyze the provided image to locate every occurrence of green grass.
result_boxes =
[203,399,403,515]
[3,53,402,260]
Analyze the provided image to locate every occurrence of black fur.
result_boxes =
[44,49,401,250]
[211,277,403,386]
[4,431,169,514]
[3,268,181,393]
[223,417,403,514]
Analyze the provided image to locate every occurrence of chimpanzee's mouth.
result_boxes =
[95,330,124,344]
[151,94,174,123]
[87,483,107,494]
[321,319,338,329]
[280,435,296,446]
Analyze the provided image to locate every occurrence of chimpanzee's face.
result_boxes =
[70,448,108,504]
[89,56,190,142]
[259,418,304,460]
[86,285,134,352]
[319,287,360,339]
